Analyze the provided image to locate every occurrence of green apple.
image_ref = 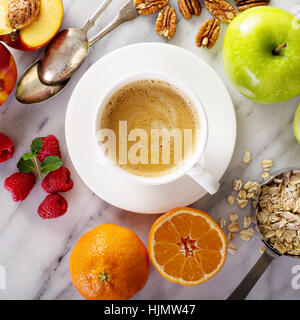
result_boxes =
[223,6,300,104]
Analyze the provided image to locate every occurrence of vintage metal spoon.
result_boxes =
[15,0,139,104]
[228,168,300,300]
[15,62,69,104]
[38,0,113,85]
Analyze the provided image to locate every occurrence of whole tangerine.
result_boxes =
[69,223,150,300]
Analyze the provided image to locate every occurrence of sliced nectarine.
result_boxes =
[21,0,63,49]
[0,0,13,35]
[0,43,17,106]
[0,0,63,51]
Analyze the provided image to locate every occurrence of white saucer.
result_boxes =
[65,43,236,214]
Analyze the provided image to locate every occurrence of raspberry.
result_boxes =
[0,133,15,163]
[41,167,74,193]
[4,172,36,202]
[38,194,68,219]
[37,135,61,163]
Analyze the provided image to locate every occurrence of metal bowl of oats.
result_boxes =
[229,168,300,300]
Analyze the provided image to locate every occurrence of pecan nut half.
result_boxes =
[178,0,201,20]
[155,6,177,40]
[195,18,220,49]
[8,0,41,30]
[205,0,237,23]
[133,0,168,15]
[235,0,270,12]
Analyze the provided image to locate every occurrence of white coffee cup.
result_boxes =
[93,71,220,194]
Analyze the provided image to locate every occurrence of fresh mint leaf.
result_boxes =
[17,157,35,174]
[31,137,43,156]
[40,156,62,174]
[23,153,34,160]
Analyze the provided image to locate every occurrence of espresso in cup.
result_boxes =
[98,79,200,178]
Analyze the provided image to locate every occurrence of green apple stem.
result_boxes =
[273,43,287,56]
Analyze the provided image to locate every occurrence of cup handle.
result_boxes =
[186,163,220,195]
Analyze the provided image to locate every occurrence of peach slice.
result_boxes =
[0,43,17,106]
[0,0,14,35]
[0,0,63,51]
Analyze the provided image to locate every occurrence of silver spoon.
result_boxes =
[228,168,300,300]
[15,0,139,104]
[15,61,70,104]
[38,0,139,85]
[38,0,112,85]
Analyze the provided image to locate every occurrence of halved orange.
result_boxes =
[148,207,227,286]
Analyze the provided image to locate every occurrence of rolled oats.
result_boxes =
[275,228,284,238]
[233,179,243,191]
[246,192,255,199]
[229,213,238,222]
[264,230,276,239]
[257,170,300,256]
[218,218,226,228]
[248,181,261,195]
[228,231,236,241]
[239,228,254,241]
[227,195,235,205]
[243,216,252,229]
[238,189,247,200]
[243,180,252,191]
[243,150,251,164]
[273,241,286,254]
[237,199,248,209]
[260,159,274,168]
[228,242,238,255]
[228,221,239,232]
[257,211,268,224]
[251,216,257,224]
[261,171,270,180]
[290,176,300,185]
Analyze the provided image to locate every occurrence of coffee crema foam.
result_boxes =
[99,79,200,178]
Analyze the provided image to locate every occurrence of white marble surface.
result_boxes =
[1,0,300,300]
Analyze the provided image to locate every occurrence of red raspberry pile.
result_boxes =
[3,134,74,219]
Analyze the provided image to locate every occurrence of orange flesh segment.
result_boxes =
[154,220,181,243]
[20,0,63,47]
[181,256,205,282]
[152,211,226,284]
[170,213,194,238]
[153,243,179,265]
[196,229,224,250]
[190,215,211,239]
[195,249,222,274]
[163,254,186,279]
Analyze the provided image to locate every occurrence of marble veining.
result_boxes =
[1,0,300,300]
